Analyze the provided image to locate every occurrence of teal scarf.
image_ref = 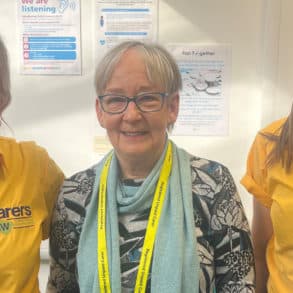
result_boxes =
[77,140,199,292]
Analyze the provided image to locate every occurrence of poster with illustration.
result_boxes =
[17,0,81,75]
[95,0,158,62]
[168,44,231,136]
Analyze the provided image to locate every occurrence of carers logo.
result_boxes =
[0,205,34,235]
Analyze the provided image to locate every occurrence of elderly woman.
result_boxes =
[47,41,255,293]
[0,37,64,292]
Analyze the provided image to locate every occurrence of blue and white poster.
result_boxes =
[95,0,158,62]
[17,0,81,75]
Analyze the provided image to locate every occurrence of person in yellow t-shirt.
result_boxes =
[241,106,293,293]
[0,37,64,292]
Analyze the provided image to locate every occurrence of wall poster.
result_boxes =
[168,44,231,136]
[95,0,158,62]
[17,0,81,75]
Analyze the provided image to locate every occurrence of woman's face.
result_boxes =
[96,48,179,163]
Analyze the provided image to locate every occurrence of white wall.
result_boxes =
[3,1,98,177]
[274,0,293,119]
[2,0,265,219]
[160,0,265,222]
[1,1,293,289]
[3,0,292,226]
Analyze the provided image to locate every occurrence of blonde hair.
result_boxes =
[263,103,293,172]
[95,41,182,95]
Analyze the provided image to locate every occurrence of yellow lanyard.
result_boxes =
[97,142,172,293]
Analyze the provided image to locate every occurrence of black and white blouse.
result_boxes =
[47,156,255,293]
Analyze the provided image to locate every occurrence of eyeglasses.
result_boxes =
[98,92,168,114]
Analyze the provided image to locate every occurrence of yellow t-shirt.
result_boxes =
[0,137,64,293]
[241,118,293,292]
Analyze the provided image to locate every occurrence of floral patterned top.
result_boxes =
[47,156,255,293]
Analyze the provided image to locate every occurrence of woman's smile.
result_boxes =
[121,130,147,137]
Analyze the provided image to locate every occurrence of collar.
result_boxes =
[121,178,144,186]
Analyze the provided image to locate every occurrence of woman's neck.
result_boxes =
[118,157,155,180]
[117,150,164,180]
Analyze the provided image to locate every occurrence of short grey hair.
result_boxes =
[0,37,11,123]
[95,41,182,96]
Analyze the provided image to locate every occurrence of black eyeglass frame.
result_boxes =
[97,92,169,114]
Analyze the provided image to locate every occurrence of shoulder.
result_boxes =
[260,117,287,136]
[0,137,43,156]
[190,155,241,215]
[19,139,46,154]
[247,118,288,159]
[17,140,51,164]
[66,164,98,183]
[63,164,98,195]
[190,156,251,235]
[1,138,53,157]
[0,137,61,176]
[190,155,231,183]
[189,156,239,211]
[56,164,98,212]
[18,140,63,182]
[0,137,59,164]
